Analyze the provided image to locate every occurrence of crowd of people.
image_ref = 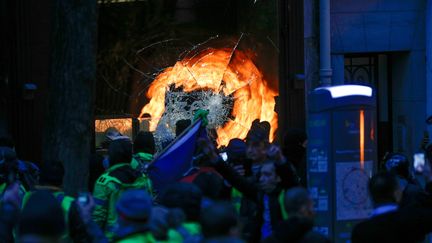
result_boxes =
[2,115,432,243]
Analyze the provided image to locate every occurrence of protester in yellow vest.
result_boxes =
[263,187,329,243]
[131,131,155,196]
[22,161,74,216]
[93,138,144,240]
[17,191,66,243]
[21,161,74,241]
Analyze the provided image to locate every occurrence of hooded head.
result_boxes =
[384,153,411,180]
[108,138,132,166]
[133,131,155,155]
[245,120,270,163]
[116,189,153,224]
[225,138,247,162]
[158,183,202,222]
[245,119,270,144]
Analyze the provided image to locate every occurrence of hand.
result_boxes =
[76,194,95,224]
[193,109,209,127]
[266,144,285,163]
[196,138,218,163]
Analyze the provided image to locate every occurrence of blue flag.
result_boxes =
[148,119,205,192]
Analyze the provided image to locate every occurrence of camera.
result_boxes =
[78,192,90,206]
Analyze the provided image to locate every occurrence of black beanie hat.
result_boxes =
[246,119,270,143]
[18,190,65,238]
[225,138,247,160]
[109,138,132,165]
[134,131,155,155]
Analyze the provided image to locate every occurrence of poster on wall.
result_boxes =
[336,161,373,220]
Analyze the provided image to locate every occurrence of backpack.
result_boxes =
[95,164,152,239]
[97,165,152,200]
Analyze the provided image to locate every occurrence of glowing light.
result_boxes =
[317,85,372,98]
[360,110,365,169]
[95,118,132,134]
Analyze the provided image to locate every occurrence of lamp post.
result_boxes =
[427,0,432,135]
[319,0,332,86]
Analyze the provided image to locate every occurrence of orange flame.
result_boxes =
[139,48,278,147]
[360,109,365,169]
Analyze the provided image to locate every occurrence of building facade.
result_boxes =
[304,1,431,241]
[316,0,430,161]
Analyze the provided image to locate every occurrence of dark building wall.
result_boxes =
[0,0,9,137]
[0,0,51,162]
[278,0,305,138]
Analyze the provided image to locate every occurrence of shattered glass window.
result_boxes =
[96,0,279,149]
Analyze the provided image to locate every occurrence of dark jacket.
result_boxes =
[203,237,245,243]
[399,181,428,208]
[214,161,289,242]
[93,163,140,239]
[351,206,432,243]
[263,216,330,243]
[0,201,18,243]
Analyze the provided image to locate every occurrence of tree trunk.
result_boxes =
[44,0,97,196]
[0,0,10,138]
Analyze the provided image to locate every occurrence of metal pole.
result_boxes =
[427,0,432,135]
[319,0,332,86]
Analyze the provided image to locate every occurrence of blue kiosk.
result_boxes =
[307,84,377,242]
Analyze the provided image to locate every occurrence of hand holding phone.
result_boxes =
[76,192,95,223]
[219,152,228,162]
[78,192,90,206]
[414,153,425,173]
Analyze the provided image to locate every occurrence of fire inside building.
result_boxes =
[93,0,304,150]
[1,0,432,242]
[0,0,305,162]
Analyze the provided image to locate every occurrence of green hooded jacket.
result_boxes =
[131,152,153,196]
[115,232,156,243]
[92,163,144,240]
[130,152,153,170]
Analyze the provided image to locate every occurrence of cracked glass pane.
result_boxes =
[96,0,279,148]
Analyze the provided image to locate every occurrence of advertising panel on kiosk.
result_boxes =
[307,85,376,242]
